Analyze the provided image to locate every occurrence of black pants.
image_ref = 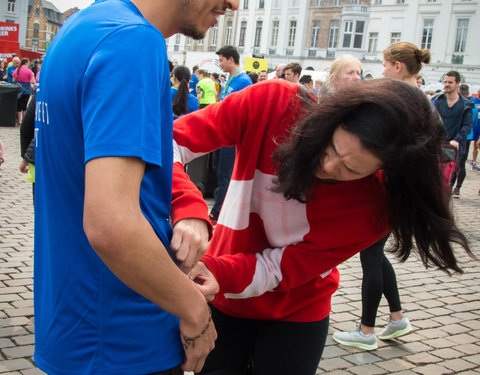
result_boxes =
[453,141,471,190]
[197,306,329,375]
[360,234,402,327]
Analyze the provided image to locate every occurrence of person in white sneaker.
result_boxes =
[333,42,430,350]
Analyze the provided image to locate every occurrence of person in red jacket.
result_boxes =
[172,78,471,375]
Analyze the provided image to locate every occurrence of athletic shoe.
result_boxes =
[332,326,378,350]
[378,316,413,340]
[451,188,460,198]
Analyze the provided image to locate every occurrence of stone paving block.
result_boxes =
[447,333,478,345]
[374,346,410,360]
[316,370,350,375]
[21,368,46,375]
[0,317,31,327]
[412,364,454,374]
[412,319,442,329]
[0,338,14,349]
[414,327,449,339]
[4,308,34,318]
[429,347,465,360]
[406,352,443,366]
[10,301,33,309]
[348,363,385,375]
[423,337,459,349]
[343,352,382,366]
[0,326,29,339]
[320,345,350,359]
[463,354,480,365]
[317,357,352,372]
[442,358,478,372]
[0,358,34,372]
[12,336,34,346]
[376,358,415,372]
[2,345,35,359]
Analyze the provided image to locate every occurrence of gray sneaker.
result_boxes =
[332,326,378,350]
[378,316,413,340]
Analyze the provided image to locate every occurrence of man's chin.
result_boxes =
[179,26,205,40]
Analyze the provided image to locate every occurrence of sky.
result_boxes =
[48,0,93,13]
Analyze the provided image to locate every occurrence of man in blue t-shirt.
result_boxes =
[34,1,240,374]
[210,45,252,223]
[7,56,19,83]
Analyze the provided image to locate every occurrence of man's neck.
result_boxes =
[446,91,459,103]
[226,65,240,77]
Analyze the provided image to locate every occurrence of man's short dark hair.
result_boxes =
[299,75,312,85]
[445,70,461,83]
[459,83,470,97]
[216,45,240,65]
[192,65,199,72]
[284,62,302,77]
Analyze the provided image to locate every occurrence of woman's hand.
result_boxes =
[189,261,219,302]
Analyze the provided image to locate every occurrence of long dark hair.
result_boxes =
[172,65,191,117]
[15,58,29,77]
[273,78,472,273]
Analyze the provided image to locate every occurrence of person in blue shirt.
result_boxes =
[209,45,252,224]
[6,56,19,83]
[171,65,199,119]
[34,0,240,374]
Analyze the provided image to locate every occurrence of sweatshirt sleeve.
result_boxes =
[170,84,254,227]
[201,224,388,299]
[454,102,473,143]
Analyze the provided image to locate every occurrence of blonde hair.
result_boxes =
[383,42,430,76]
[328,54,362,80]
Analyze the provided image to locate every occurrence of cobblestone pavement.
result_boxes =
[1,125,479,374]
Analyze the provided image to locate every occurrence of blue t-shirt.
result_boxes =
[220,72,252,100]
[170,87,199,119]
[189,73,199,94]
[7,64,15,83]
[34,0,182,374]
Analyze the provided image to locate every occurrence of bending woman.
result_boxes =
[333,41,431,350]
[172,78,471,375]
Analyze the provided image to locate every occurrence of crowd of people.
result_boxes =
[0,1,478,374]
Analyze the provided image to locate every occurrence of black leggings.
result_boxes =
[197,306,329,375]
[360,234,402,327]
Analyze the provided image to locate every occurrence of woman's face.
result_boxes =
[382,59,402,80]
[315,126,382,182]
[334,62,362,87]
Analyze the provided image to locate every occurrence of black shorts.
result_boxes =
[17,94,30,112]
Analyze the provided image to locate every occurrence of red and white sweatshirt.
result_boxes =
[172,80,389,322]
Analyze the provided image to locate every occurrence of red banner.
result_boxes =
[0,22,19,42]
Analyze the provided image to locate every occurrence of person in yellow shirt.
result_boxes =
[196,69,216,108]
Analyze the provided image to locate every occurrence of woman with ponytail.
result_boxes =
[171,65,198,119]
[333,41,431,351]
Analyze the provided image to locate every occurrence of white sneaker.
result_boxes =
[378,316,413,340]
[332,325,378,350]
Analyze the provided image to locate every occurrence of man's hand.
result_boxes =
[189,261,219,302]
[19,159,28,173]
[171,218,209,274]
[450,140,460,150]
[180,305,217,373]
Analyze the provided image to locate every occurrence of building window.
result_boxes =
[396,0,405,3]
[35,6,40,16]
[33,23,39,38]
[368,32,378,53]
[374,0,382,4]
[243,0,248,9]
[427,0,436,2]
[273,0,281,7]
[342,20,364,49]
[315,0,321,5]
[290,0,298,7]
[328,19,339,48]
[334,0,341,5]
[186,37,191,46]
[421,19,434,49]
[288,20,297,47]
[271,20,279,47]
[454,19,468,53]
[225,21,232,45]
[390,32,401,44]
[239,21,247,47]
[310,20,321,48]
[211,25,218,46]
[198,38,203,45]
[254,21,262,47]
[175,34,181,45]
[7,0,15,12]
[259,0,264,8]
